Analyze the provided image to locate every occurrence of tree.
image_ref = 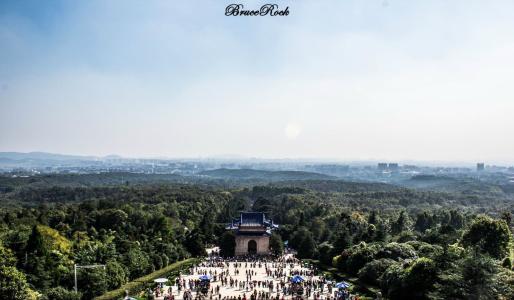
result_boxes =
[500,211,512,226]
[342,242,379,275]
[289,227,306,250]
[379,262,405,299]
[460,250,500,299]
[310,217,326,242]
[391,211,410,236]
[199,212,215,244]
[184,229,207,257]
[96,209,128,230]
[290,227,316,259]
[402,258,438,298]
[414,212,433,233]
[46,287,81,300]
[374,219,389,242]
[449,209,465,229]
[105,260,128,290]
[380,258,437,300]
[318,242,334,266]
[219,231,236,257]
[124,247,150,278]
[377,242,417,260]
[431,249,508,299]
[78,267,108,299]
[461,215,511,259]
[0,245,16,267]
[358,258,395,285]
[297,231,316,259]
[0,265,29,300]
[298,212,306,227]
[269,233,284,256]
[332,229,352,254]
[26,225,46,255]
[368,210,378,225]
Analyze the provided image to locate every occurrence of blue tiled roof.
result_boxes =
[241,212,265,225]
[226,212,279,231]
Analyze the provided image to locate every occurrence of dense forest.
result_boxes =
[0,173,513,299]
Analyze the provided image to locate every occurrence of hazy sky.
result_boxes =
[1,1,514,163]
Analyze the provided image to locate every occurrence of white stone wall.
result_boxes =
[235,235,270,256]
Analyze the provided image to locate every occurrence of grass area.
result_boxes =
[94,258,200,300]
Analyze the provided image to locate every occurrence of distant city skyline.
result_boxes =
[1,1,514,163]
[0,151,504,168]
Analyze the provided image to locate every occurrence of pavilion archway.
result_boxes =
[248,240,257,254]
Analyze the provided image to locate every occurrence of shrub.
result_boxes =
[461,215,511,259]
[0,265,30,300]
[318,242,334,266]
[46,287,81,300]
[342,242,380,275]
[395,231,417,243]
[379,258,437,300]
[376,242,417,261]
[358,258,396,285]
[417,244,443,259]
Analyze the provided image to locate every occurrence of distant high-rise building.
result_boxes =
[477,163,485,172]
[378,163,388,171]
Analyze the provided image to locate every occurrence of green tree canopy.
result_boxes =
[461,215,511,259]
[219,231,236,257]
[269,233,284,256]
[0,265,30,300]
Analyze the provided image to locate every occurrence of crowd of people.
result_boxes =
[151,253,359,300]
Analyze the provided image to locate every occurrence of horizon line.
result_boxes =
[0,150,513,167]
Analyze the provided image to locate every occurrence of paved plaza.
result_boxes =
[153,253,354,300]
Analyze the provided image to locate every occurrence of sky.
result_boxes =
[1,0,514,163]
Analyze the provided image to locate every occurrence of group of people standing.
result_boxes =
[151,253,358,300]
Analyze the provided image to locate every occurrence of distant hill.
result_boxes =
[0,152,98,161]
[0,172,187,189]
[270,179,400,193]
[401,174,505,194]
[199,168,337,181]
[404,175,458,187]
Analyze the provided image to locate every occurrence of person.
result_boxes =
[147,288,155,300]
